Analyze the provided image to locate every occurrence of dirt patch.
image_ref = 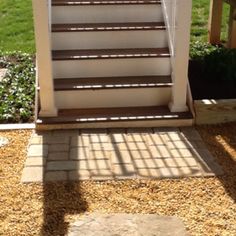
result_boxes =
[1,126,236,235]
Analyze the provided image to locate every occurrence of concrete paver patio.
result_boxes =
[21,127,223,183]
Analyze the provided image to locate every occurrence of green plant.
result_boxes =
[0,51,35,123]
[190,41,218,60]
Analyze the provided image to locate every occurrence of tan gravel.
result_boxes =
[0,124,236,236]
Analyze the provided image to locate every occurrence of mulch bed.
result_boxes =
[1,125,236,235]
[188,60,236,100]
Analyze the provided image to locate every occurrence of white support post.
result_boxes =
[32,0,57,117]
[169,0,192,112]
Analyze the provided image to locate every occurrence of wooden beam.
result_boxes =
[227,4,236,48]
[208,0,223,44]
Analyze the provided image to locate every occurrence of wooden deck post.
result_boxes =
[208,0,223,44]
[228,3,236,48]
[169,0,192,112]
[32,0,57,117]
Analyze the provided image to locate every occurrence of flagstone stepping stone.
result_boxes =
[0,137,9,147]
[68,214,188,236]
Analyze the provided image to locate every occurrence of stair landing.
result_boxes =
[21,127,223,183]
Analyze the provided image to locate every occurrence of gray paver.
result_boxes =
[68,214,188,236]
[21,167,43,183]
[25,157,46,166]
[113,164,136,177]
[47,161,79,171]
[28,145,48,157]
[49,144,69,152]
[109,132,126,143]
[149,146,172,158]
[48,152,69,161]
[70,147,89,160]
[69,170,91,180]
[71,136,90,147]
[111,151,132,164]
[22,127,224,182]
[45,171,68,181]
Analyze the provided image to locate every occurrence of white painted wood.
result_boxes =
[162,0,192,112]
[52,5,163,23]
[32,0,57,117]
[161,0,176,56]
[0,123,35,130]
[37,119,193,130]
[55,87,171,109]
[53,58,171,78]
[52,30,168,50]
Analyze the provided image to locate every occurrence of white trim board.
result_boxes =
[0,123,35,130]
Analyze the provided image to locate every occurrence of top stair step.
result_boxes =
[52,0,161,5]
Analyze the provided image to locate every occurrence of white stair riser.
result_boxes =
[53,58,171,78]
[55,87,171,109]
[52,31,168,50]
[52,5,163,24]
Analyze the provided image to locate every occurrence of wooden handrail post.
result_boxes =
[32,0,57,117]
[208,0,223,45]
[228,4,236,48]
[169,0,192,112]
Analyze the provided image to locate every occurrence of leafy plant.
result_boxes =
[0,51,35,123]
[190,41,218,61]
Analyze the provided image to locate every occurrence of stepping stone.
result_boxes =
[68,214,188,236]
[0,136,9,147]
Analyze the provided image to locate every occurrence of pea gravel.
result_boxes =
[0,124,236,236]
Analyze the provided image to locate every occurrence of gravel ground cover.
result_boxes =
[0,125,236,236]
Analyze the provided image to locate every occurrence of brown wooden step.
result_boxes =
[52,0,161,6]
[52,22,166,32]
[38,106,193,124]
[54,76,172,90]
[52,48,170,60]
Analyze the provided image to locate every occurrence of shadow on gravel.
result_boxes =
[197,123,236,203]
[41,182,87,236]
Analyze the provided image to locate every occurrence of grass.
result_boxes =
[0,0,231,53]
[191,0,230,42]
[0,0,35,53]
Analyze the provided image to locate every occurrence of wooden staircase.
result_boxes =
[36,0,193,129]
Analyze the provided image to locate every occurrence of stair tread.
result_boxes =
[52,48,170,60]
[54,76,172,90]
[38,106,193,124]
[52,0,161,5]
[52,22,165,32]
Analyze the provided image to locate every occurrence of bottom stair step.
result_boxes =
[37,106,193,129]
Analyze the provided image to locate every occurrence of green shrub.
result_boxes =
[190,41,218,60]
[0,51,35,123]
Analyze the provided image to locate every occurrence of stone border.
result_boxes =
[194,99,236,124]
[0,123,35,130]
